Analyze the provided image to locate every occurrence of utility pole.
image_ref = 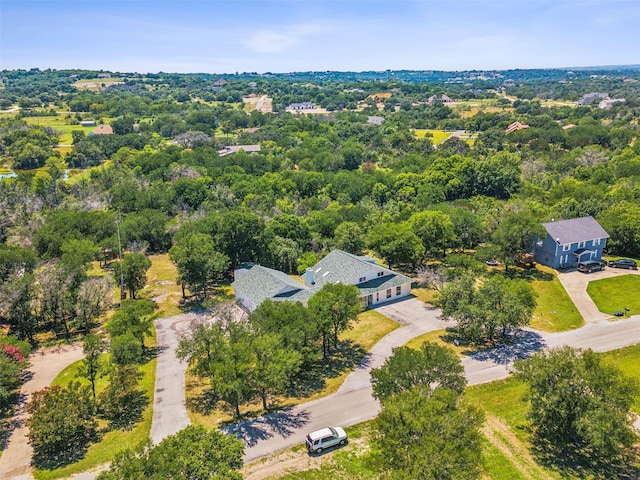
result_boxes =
[115,212,125,302]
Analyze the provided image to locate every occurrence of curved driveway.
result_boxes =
[0,344,84,480]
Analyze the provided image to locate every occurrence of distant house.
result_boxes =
[97,73,111,79]
[213,78,227,87]
[286,102,317,111]
[217,145,261,157]
[505,121,529,134]
[80,120,97,127]
[598,98,625,109]
[427,94,454,105]
[90,124,113,135]
[367,116,385,125]
[533,216,609,269]
[577,92,609,106]
[232,249,414,312]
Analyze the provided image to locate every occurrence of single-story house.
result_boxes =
[533,216,609,269]
[505,121,529,134]
[81,120,97,127]
[232,249,414,312]
[367,116,385,125]
[577,92,609,106]
[217,145,261,157]
[213,78,227,87]
[286,102,317,111]
[427,94,454,105]
[90,124,113,135]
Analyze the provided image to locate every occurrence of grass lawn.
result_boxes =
[587,275,640,317]
[22,116,102,145]
[141,254,184,317]
[412,129,451,144]
[404,328,467,357]
[187,310,399,428]
[34,351,156,480]
[410,287,438,304]
[530,268,583,332]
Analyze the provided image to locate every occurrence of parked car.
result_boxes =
[607,259,638,270]
[485,259,499,267]
[577,260,605,273]
[305,427,347,453]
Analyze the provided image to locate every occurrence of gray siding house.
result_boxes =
[534,216,609,269]
[232,249,413,312]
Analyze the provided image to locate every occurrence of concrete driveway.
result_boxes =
[0,344,84,480]
[557,267,640,323]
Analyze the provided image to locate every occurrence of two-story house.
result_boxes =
[533,216,609,269]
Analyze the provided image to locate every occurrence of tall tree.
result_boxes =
[307,283,361,357]
[368,222,422,269]
[96,425,244,480]
[410,210,457,259]
[491,210,545,271]
[373,387,484,480]
[107,299,156,353]
[169,232,230,298]
[514,347,639,464]
[113,253,151,299]
[81,334,105,402]
[370,342,466,403]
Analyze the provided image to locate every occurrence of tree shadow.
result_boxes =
[31,429,100,470]
[103,390,149,430]
[531,437,640,479]
[225,408,311,447]
[186,389,219,416]
[286,340,366,398]
[466,330,547,364]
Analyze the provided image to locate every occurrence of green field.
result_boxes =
[587,274,640,317]
[530,268,584,332]
[23,116,102,145]
[412,129,452,144]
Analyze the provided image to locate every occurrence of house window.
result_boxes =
[594,238,601,246]
[562,244,570,251]
[578,241,585,248]
[396,286,402,296]
[377,271,384,277]
[376,292,379,302]
[359,276,366,283]
[386,289,392,299]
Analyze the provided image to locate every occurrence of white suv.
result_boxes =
[305,427,347,453]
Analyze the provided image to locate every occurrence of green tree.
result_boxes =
[81,334,105,402]
[334,221,366,255]
[437,275,536,344]
[0,336,31,408]
[74,276,113,334]
[113,253,151,299]
[27,381,96,461]
[373,387,484,480]
[169,232,230,298]
[176,319,254,420]
[107,299,156,353]
[368,222,422,269]
[251,333,302,410]
[110,333,143,365]
[98,364,145,428]
[370,342,466,403]
[491,210,545,271]
[409,210,457,259]
[97,425,243,480]
[514,347,639,465]
[308,283,361,358]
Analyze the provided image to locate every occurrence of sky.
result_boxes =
[1,0,640,74]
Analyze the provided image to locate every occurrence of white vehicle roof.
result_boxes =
[307,426,345,441]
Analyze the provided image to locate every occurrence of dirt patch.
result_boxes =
[481,415,552,479]
[242,437,366,480]
[156,280,174,286]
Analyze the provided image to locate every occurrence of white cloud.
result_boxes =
[243,23,329,53]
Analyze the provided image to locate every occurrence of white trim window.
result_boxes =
[562,244,571,252]
[593,238,601,246]
[386,289,392,299]
[578,241,585,248]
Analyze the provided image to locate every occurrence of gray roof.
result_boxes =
[310,250,413,290]
[542,216,609,244]
[232,265,310,308]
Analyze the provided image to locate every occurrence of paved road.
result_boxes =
[238,309,640,464]
[557,267,640,322]
[149,312,207,444]
[0,344,84,480]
